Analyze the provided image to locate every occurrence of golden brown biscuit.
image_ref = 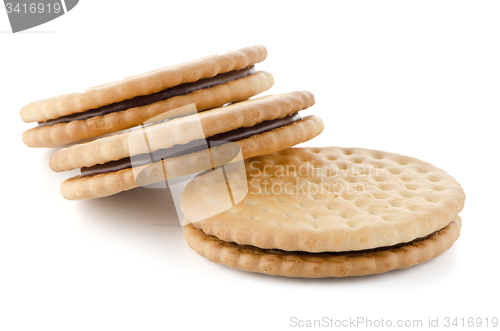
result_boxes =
[183,217,461,278]
[21,45,272,147]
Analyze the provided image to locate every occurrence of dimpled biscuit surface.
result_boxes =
[182,147,465,252]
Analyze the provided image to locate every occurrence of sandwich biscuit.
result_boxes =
[182,147,465,277]
[21,45,273,147]
[50,91,323,200]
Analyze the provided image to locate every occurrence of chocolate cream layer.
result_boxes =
[80,112,302,177]
[250,224,445,255]
[38,66,258,127]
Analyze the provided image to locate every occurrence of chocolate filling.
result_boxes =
[80,112,302,177]
[37,66,258,127]
[255,227,443,256]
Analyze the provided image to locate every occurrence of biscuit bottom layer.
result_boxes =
[37,66,258,127]
[184,217,462,277]
[80,112,302,177]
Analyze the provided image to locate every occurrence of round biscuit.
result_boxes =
[23,71,274,148]
[182,147,465,252]
[59,116,324,200]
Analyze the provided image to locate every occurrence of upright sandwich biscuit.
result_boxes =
[21,45,273,147]
[182,147,465,278]
[50,91,323,200]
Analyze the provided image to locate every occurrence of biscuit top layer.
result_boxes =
[21,45,267,123]
[181,147,465,253]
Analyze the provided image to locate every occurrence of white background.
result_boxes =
[1,1,499,330]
